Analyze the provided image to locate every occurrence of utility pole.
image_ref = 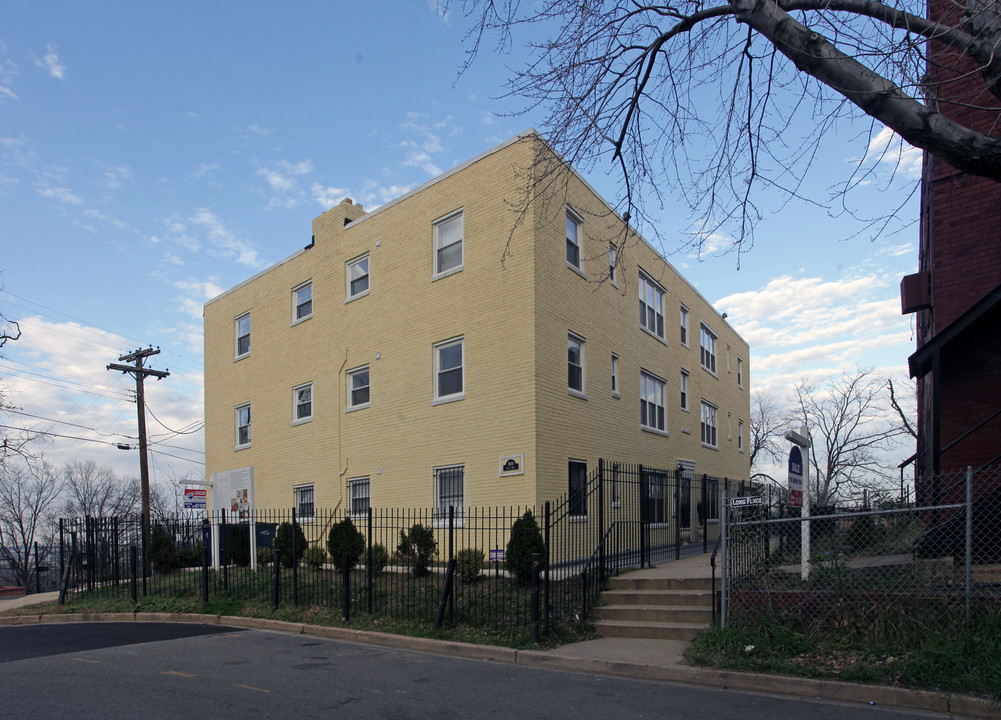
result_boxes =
[108,347,169,575]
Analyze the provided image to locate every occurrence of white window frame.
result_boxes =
[701,400,718,448]
[235,403,251,449]
[608,242,617,284]
[434,465,465,526]
[235,312,250,360]
[680,369,689,411]
[568,333,586,398]
[294,484,315,522]
[346,253,370,301]
[433,210,463,279]
[639,271,666,340]
[640,370,667,433]
[738,419,744,452]
[680,304,689,346]
[433,337,464,404]
[737,356,744,388]
[348,477,370,519]
[569,459,588,518]
[292,382,313,425]
[566,207,583,271]
[292,280,313,324]
[611,353,620,398]
[700,323,717,375]
[346,365,370,411]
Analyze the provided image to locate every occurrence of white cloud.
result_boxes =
[34,44,65,80]
[311,182,351,209]
[36,185,83,204]
[858,126,922,181]
[174,278,225,319]
[188,208,263,267]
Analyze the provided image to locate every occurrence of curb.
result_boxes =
[1,611,995,718]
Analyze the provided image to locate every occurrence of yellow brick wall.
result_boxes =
[204,132,750,515]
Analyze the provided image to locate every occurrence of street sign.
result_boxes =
[183,488,207,510]
[489,549,505,562]
[788,445,804,508]
[730,496,764,507]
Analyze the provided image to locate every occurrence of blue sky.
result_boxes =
[1,1,919,489]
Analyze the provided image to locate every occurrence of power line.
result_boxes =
[0,423,127,448]
[4,409,137,440]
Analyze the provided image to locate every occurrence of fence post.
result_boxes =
[221,509,229,593]
[112,517,120,587]
[129,545,138,604]
[434,558,456,629]
[140,512,148,596]
[272,550,281,610]
[965,466,973,620]
[543,501,551,636]
[638,465,647,568]
[702,476,708,554]
[674,471,682,561]
[59,518,64,590]
[292,507,299,606]
[598,459,605,583]
[530,552,541,644]
[720,480,729,626]
[342,552,351,622]
[201,542,209,603]
[367,506,373,615]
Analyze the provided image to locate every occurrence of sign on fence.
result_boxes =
[731,496,764,507]
[183,488,207,510]
[788,446,804,507]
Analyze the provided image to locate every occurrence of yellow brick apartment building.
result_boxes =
[203,131,750,520]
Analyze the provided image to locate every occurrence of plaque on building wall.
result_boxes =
[499,454,524,477]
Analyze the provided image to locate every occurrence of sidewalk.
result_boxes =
[1,559,993,718]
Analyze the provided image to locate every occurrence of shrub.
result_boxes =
[224,524,251,566]
[149,526,178,573]
[273,521,308,568]
[367,543,390,575]
[326,516,366,571]
[397,523,438,578]
[506,510,545,586]
[456,547,485,583]
[177,542,204,568]
[303,545,327,570]
[257,546,272,566]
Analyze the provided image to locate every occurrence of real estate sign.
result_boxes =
[788,445,803,507]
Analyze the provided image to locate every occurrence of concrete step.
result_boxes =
[600,588,711,606]
[594,619,703,642]
[606,576,714,592]
[593,604,712,624]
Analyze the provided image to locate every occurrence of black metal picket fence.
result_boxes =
[58,460,735,635]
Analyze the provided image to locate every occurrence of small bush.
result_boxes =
[177,542,204,568]
[257,546,272,566]
[367,543,390,575]
[225,524,251,566]
[397,523,438,578]
[303,545,327,570]
[327,517,366,571]
[456,547,485,583]
[274,521,308,568]
[506,510,545,586]
[149,526,178,573]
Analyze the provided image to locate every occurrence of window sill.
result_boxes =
[345,290,370,304]
[612,391,621,400]
[291,417,313,427]
[433,393,464,406]
[235,444,251,452]
[345,403,370,413]
[291,315,313,327]
[701,366,719,379]
[701,443,719,451]
[432,265,463,283]
[567,263,588,280]
[568,389,588,400]
[234,353,250,363]
[640,326,669,347]
[641,426,669,437]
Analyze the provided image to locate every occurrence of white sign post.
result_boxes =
[209,466,256,571]
[784,425,812,581]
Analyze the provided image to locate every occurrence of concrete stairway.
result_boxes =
[592,574,714,641]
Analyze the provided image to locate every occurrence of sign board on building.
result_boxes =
[499,454,524,477]
[489,549,505,562]
[730,496,764,508]
[788,445,803,508]
[183,488,207,510]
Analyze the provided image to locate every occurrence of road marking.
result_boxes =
[163,671,197,678]
[234,684,270,693]
[73,658,101,664]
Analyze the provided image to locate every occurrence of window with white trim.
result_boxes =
[737,356,744,388]
[294,484,314,522]
[680,370,689,411]
[235,313,250,359]
[701,400,718,448]
[348,477,370,518]
[641,469,668,524]
[434,465,464,524]
[608,243,617,283]
[611,353,619,396]
[680,305,689,346]
[569,459,587,517]
[568,333,585,396]
[347,366,370,410]
[566,208,582,269]
[293,383,313,424]
[640,370,666,432]
[293,281,313,323]
[346,254,370,300]
[639,272,665,339]
[700,323,717,374]
[705,478,720,521]
[434,337,464,403]
[236,403,251,448]
[433,210,463,277]
[738,419,744,452]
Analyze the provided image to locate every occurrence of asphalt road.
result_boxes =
[0,623,959,719]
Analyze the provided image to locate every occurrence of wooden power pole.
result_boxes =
[108,347,169,574]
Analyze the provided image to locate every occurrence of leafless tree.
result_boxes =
[61,460,141,518]
[450,0,1001,255]
[0,459,61,588]
[0,289,35,468]
[887,374,918,440]
[793,367,911,505]
[749,390,787,471]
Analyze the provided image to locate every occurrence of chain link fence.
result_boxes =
[722,466,1001,626]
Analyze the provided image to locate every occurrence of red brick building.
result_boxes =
[902,0,1001,503]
